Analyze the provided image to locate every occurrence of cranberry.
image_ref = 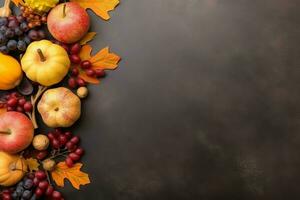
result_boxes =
[71,67,79,76]
[18,98,26,106]
[70,43,81,55]
[65,157,74,168]
[95,69,106,77]
[75,148,84,156]
[76,78,86,87]
[68,77,77,89]
[38,180,49,190]
[45,185,54,196]
[23,102,33,112]
[69,153,80,161]
[7,98,18,107]
[80,60,92,69]
[70,136,80,144]
[35,170,46,180]
[70,54,81,64]
[85,69,95,77]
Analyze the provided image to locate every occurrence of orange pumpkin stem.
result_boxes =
[37,49,46,62]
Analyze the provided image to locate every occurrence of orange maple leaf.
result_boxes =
[51,162,90,190]
[78,45,121,84]
[11,0,24,6]
[79,32,97,45]
[70,0,119,20]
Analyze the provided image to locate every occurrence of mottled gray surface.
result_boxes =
[7,0,300,199]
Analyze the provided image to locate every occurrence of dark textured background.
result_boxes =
[8,0,300,199]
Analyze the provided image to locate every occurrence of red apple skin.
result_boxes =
[0,112,34,154]
[47,2,90,44]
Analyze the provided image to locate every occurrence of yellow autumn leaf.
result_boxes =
[51,162,90,190]
[70,0,119,20]
[90,47,121,70]
[80,32,97,45]
[25,158,40,172]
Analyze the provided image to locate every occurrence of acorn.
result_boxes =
[32,134,49,150]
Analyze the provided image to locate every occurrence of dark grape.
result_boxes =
[17,40,27,51]
[14,27,23,36]
[23,36,31,44]
[24,179,34,189]
[0,46,9,54]
[0,25,7,33]
[30,194,37,200]
[0,33,7,44]
[22,190,32,199]
[16,186,24,196]
[12,192,18,199]
[17,15,25,23]
[5,29,14,38]
[8,20,19,28]
[0,17,8,26]
[37,30,45,39]
[7,40,17,50]
[20,22,29,32]
[28,30,38,40]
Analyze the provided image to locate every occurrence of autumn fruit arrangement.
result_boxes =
[0,0,120,199]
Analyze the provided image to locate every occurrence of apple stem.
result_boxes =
[37,49,46,62]
[63,3,66,18]
[0,130,10,135]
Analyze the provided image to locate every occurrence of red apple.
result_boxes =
[47,2,90,44]
[0,112,34,154]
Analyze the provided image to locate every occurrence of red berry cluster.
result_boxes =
[54,42,106,89]
[47,129,84,168]
[33,171,63,200]
[0,92,32,113]
[1,188,13,200]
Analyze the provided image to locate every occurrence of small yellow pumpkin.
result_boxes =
[0,53,23,90]
[21,40,70,86]
[38,87,81,128]
[0,152,27,187]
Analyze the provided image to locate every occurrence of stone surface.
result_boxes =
[7,0,300,199]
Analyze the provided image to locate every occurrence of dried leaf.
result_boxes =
[80,32,97,45]
[79,72,100,84]
[11,0,23,6]
[70,0,119,20]
[25,158,40,172]
[51,162,90,190]
[78,45,121,84]
[90,47,121,70]
[79,45,92,61]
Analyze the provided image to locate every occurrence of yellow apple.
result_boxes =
[37,87,81,128]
